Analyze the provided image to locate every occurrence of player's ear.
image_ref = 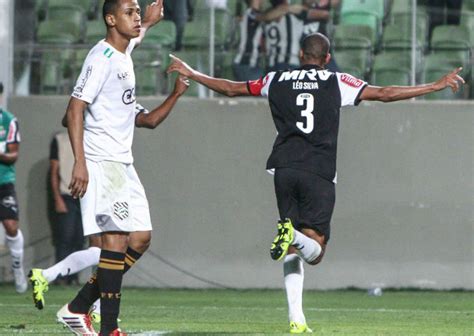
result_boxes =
[299,49,304,62]
[325,53,331,66]
[105,13,116,27]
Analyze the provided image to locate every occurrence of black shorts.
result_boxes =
[274,168,335,243]
[0,183,19,221]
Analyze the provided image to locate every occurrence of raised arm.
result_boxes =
[167,54,251,97]
[360,67,465,102]
[65,97,88,199]
[135,75,190,129]
[133,0,164,48]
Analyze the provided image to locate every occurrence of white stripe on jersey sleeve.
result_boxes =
[336,72,367,107]
[261,71,277,97]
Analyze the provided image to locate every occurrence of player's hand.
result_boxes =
[167,54,195,78]
[143,0,164,27]
[173,75,190,96]
[434,67,465,93]
[54,196,68,213]
[69,160,88,199]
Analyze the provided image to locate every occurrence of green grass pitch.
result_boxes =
[0,285,472,335]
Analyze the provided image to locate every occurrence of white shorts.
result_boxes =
[80,160,152,236]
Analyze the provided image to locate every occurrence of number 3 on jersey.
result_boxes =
[296,93,315,134]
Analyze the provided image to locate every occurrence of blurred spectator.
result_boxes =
[0,82,27,293]
[233,0,265,81]
[428,0,462,40]
[164,0,194,51]
[263,0,306,72]
[301,0,340,72]
[49,132,84,284]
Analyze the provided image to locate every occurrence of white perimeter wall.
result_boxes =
[4,96,473,290]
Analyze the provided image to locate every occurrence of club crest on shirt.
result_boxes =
[340,74,363,88]
[122,88,136,105]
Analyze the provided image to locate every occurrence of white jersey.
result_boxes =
[72,39,140,164]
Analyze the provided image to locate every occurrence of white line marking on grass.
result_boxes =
[2,303,470,315]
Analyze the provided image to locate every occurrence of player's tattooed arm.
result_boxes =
[134,0,164,48]
[167,54,250,97]
[135,75,189,129]
[360,67,465,102]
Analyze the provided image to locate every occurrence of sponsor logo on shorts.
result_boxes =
[1,196,18,213]
[113,201,129,221]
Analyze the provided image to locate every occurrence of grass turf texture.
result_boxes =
[0,285,472,335]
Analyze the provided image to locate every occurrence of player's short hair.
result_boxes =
[0,82,3,94]
[270,0,286,7]
[301,33,330,62]
[103,0,120,26]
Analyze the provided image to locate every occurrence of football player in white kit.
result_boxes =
[42,1,189,335]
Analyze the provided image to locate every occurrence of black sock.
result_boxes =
[69,272,99,314]
[98,249,125,334]
[68,247,143,315]
[124,247,142,273]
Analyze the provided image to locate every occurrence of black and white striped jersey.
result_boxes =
[234,8,263,67]
[264,14,304,68]
[247,65,367,182]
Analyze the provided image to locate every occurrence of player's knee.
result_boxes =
[129,231,152,253]
[308,246,325,266]
[2,220,18,237]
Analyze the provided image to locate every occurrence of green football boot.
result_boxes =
[28,268,49,310]
[290,321,313,334]
[270,218,295,261]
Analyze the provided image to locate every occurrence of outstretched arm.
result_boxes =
[360,67,465,102]
[134,0,164,48]
[135,76,190,129]
[167,54,251,97]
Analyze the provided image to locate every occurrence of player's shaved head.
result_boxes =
[301,33,330,64]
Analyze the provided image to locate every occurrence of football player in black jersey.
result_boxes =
[168,33,464,334]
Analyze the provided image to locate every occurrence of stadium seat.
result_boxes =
[371,52,412,86]
[85,20,106,44]
[135,65,159,95]
[460,12,474,45]
[340,0,385,21]
[37,21,81,44]
[39,50,74,94]
[47,7,85,42]
[142,20,176,47]
[334,50,369,80]
[430,25,471,74]
[388,12,429,50]
[47,0,85,12]
[462,0,474,11]
[340,12,379,46]
[333,24,373,50]
[422,54,466,99]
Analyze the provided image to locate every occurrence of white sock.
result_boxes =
[283,254,306,325]
[6,230,24,270]
[42,246,101,283]
[292,230,322,263]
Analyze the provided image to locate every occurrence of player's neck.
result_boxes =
[105,32,131,54]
